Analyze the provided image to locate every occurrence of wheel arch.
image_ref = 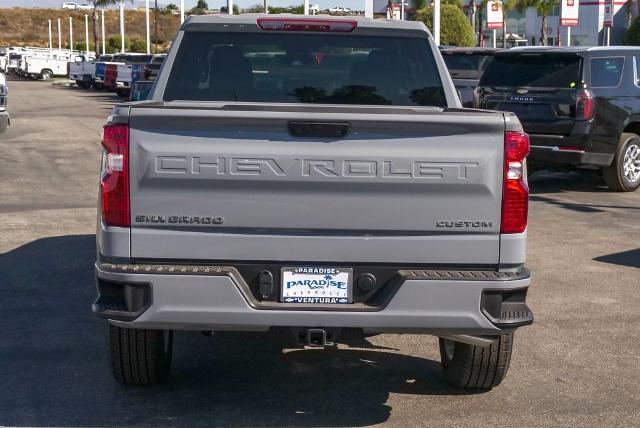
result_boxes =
[621,118,640,137]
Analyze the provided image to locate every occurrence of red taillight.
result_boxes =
[100,123,130,227]
[501,131,530,234]
[576,89,595,120]
[257,18,357,32]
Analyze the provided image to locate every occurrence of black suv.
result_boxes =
[441,47,498,107]
[476,47,640,192]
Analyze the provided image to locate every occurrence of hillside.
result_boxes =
[0,8,181,51]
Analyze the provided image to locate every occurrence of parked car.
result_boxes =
[24,50,80,80]
[69,53,98,88]
[102,54,149,92]
[0,48,7,73]
[113,54,154,96]
[93,15,533,389]
[77,3,94,10]
[6,51,24,74]
[143,53,166,80]
[440,47,498,107]
[61,2,78,9]
[0,72,8,133]
[476,46,640,191]
[129,80,154,101]
[92,54,115,89]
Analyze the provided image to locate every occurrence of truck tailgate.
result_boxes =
[128,104,505,264]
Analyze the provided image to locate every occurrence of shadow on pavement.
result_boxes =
[529,170,609,195]
[529,170,640,213]
[0,235,472,427]
[594,248,640,269]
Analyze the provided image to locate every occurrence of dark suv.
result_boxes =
[476,47,640,192]
[441,47,498,107]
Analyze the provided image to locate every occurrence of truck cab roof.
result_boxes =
[182,14,431,35]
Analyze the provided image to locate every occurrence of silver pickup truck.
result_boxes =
[0,72,8,133]
[93,15,533,389]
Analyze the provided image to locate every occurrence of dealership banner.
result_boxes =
[603,0,613,27]
[486,1,503,29]
[560,0,580,26]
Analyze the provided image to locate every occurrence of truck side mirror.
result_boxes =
[130,80,154,102]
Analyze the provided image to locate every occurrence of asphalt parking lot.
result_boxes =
[1,79,639,427]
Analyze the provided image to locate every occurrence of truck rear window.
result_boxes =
[163,32,446,106]
[480,54,582,88]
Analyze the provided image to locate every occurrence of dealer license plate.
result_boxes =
[281,267,352,304]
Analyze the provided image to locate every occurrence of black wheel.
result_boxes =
[92,81,104,90]
[76,80,91,89]
[108,324,173,385]
[116,88,130,98]
[40,69,53,80]
[603,133,640,192]
[439,334,513,390]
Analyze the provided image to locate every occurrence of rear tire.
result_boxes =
[116,88,130,98]
[92,81,104,90]
[76,80,91,89]
[40,69,53,80]
[439,334,513,390]
[108,324,173,385]
[603,132,640,192]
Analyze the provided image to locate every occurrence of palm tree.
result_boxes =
[501,0,517,47]
[516,0,555,45]
[90,0,132,57]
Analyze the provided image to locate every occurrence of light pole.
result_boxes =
[57,18,62,50]
[101,10,106,55]
[119,0,125,53]
[48,19,52,51]
[304,0,309,14]
[365,0,373,18]
[154,0,158,53]
[85,14,89,53]
[228,0,234,14]
[69,16,73,52]
[145,0,151,54]
[433,0,441,45]
[180,0,184,23]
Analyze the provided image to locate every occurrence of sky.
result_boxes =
[0,0,369,11]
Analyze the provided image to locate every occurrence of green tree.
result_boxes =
[244,3,265,12]
[268,4,304,13]
[220,4,241,13]
[129,38,146,53]
[625,0,632,29]
[108,35,130,51]
[75,40,94,52]
[165,3,178,10]
[515,0,555,45]
[416,4,475,46]
[500,0,517,47]
[191,0,210,14]
[624,16,640,44]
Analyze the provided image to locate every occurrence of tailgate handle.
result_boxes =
[287,121,349,138]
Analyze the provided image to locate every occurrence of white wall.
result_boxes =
[522,1,634,46]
